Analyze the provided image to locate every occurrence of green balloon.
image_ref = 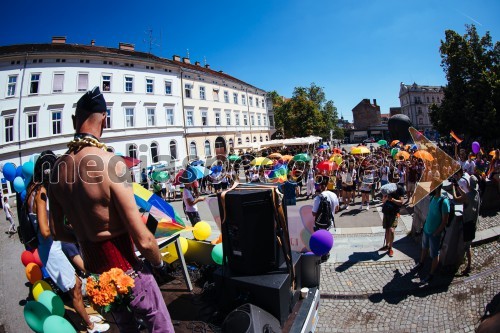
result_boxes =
[391,148,399,157]
[38,290,65,317]
[24,301,51,333]
[211,243,224,265]
[43,315,76,333]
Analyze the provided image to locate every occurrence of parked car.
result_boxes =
[362,137,375,144]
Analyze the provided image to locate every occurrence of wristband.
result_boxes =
[152,260,164,269]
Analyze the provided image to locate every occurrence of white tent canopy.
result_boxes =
[260,136,322,148]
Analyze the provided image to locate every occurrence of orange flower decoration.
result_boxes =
[86,268,136,312]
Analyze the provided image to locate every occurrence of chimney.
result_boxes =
[52,36,67,44]
[90,39,95,46]
[195,61,200,66]
[182,57,190,64]
[205,64,210,69]
[118,42,135,51]
[173,55,181,62]
[373,99,377,106]
[219,70,224,74]
[363,98,370,104]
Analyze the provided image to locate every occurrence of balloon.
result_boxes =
[32,280,53,301]
[309,230,334,256]
[2,162,16,181]
[16,165,24,178]
[21,250,36,266]
[388,114,413,144]
[29,153,40,165]
[43,315,76,333]
[472,141,480,154]
[38,291,65,317]
[22,161,34,178]
[193,221,212,241]
[33,249,44,267]
[162,237,188,264]
[23,301,51,333]
[211,243,224,265]
[26,263,43,284]
[20,189,27,201]
[13,176,25,193]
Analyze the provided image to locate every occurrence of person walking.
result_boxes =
[49,87,175,332]
[182,182,205,226]
[3,196,16,234]
[380,184,404,257]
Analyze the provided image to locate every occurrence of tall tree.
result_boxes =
[430,24,500,143]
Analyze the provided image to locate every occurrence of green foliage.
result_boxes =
[271,83,341,138]
[430,24,500,143]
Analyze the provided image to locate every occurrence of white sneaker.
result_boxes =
[89,314,105,323]
[87,322,110,333]
[345,205,349,210]
[366,204,370,210]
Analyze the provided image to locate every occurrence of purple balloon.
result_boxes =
[309,229,334,256]
[472,141,480,154]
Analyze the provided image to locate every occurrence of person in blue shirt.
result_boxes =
[280,175,298,206]
[415,178,450,283]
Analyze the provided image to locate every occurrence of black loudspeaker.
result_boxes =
[218,189,284,275]
[222,303,282,333]
[300,253,321,288]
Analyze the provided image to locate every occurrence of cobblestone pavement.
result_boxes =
[316,241,500,332]
[477,209,500,231]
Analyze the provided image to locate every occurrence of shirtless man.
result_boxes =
[49,87,174,333]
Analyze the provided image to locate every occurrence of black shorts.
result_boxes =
[213,183,222,190]
[360,189,371,194]
[221,182,228,190]
[343,185,354,192]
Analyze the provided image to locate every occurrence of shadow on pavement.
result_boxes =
[335,251,386,272]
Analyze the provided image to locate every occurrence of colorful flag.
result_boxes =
[450,130,463,144]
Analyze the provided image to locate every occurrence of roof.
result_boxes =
[0,43,263,92]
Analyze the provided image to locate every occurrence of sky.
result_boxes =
[1,0,499,121]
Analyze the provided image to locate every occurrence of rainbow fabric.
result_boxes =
[132,183,185,237]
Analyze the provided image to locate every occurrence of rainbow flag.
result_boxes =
[132,183,185,237]
[450,130,463,144]
[268,165,288,183]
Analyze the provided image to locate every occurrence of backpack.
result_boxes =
[314,194,334,230]
[18,200,39,249]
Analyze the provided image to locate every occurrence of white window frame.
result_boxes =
[166,107,174,126]
[224,91,229,103]
[102,74,112,92]
[257,114,261,126]
[189,141,197,157]
[243,114,248,126]
[235,113,240,126]
[229,138,234,148]
[186,110,194,126]
[77,72,89,92]
[125,76,134,93]
[4,116,14,143]
[241,94,246,106]
[147,108,156,126]
[185,84,193,98]
[204,140,211,157]
[261,99,265,108]
[213,89,219,102]
[125,108,135,127]
[215,112,221,126]
[237,138,242,145]
[255,98,259,108]
[146,78,154,94]
[27,113,37,138]
[249,96,253,106]
[169,140,177,160]
[52,73,64,93]
[251,115,255,126]
[226,111,231,126]
[246,137,250,143]
[164,81,172,95]
[29,73,40,95]
[233,92,238,104]
[105,108,112,129]
[51,110,62,135]
[128,144,138,159]
[199,86,206,100]
[151,142,159,163]
[201,111,208,126]
[7,75,17,97]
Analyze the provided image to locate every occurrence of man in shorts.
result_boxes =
[380,184,403,257]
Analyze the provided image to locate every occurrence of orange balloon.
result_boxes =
[25,263,43,284]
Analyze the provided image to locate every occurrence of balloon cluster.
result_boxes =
[1,154,39,201]
[20,250,76,333]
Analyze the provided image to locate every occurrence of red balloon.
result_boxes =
[21,250,36,267]
[32,249,43,268]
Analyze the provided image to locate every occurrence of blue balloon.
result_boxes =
[20,190,27,202]
[2,163,17,181]
[22,162,34,178]
[16,166,23,178]
[29,154,40,165]
[14,176,26,193]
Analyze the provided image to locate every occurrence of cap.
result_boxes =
[76,86,107,115]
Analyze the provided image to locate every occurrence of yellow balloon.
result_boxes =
[161,237,189,264]
[193,221,212,241]
[32,280,52,301]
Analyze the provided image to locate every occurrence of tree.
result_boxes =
[430,24,500,144]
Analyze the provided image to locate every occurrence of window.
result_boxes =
[147,108,155,126]
[125,76,133,92]
[106,108,111,129]
[235,113,240,126]
[77,73,88,92]
[246,137,250,143]
[418,118,423,125]
[257,114,261,126]
[4,117,14,142]
[128,144,138,159]
[7,75,17,96]
[185,84,192,98]
[189,142,197,157]
[242,94,246,106]
[437,97,440,103]
[30,74,40,94]
[204,140,211,156]
[187,110,194,126]
[199,86,206,100]
[215,112,221,126]
[52,111,62,135]
[166,108,174,125]
[228,138,234,148]
[28,114,37,138]
[213,89,219,101]
[169,140,177,160]
[261,99,265,108]
[260,136,263,142]
[125,108,134,127]
[53,73,64,93]
[253,136,257,143]
[265,135,269,141]
[151,142,159,163]
[224,91,229,103]
[417,107,422,115]
[237,138,242,145]
[263,116,267,126]
[102,75,111,92]
[251,115,255,126]
[243,114,248,126]
[164,81,172,95]
[269,115,275,127]
[146,78,154,94]
[226,112,231,125]
[432,96,435,103]
[233,93,238,104]
[426,96,430,103]
[201,111,208,126]
[249,96,253,106]
[255,98,259,108]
